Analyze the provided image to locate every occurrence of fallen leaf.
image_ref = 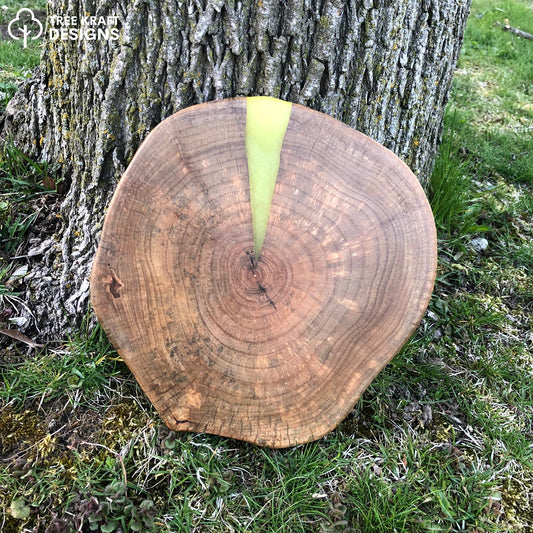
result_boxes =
[0,329,44,349]
[10,498,31,519]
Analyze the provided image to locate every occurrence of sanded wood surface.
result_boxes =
[90,98,437,448]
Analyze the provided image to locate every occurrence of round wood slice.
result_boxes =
[90,98,437,448]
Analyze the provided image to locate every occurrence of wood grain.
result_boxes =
[90,98,437,448]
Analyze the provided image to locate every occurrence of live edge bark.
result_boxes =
[1,0,470,339]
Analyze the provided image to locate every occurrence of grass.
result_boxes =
[1,0,533,531]
[441,0,533,188]
[0,321,122,406]
[0,0,45,106]
[0,140,56,257]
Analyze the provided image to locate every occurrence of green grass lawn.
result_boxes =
[0,0,45,104]
[1,0,532,531]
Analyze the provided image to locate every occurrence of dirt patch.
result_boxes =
[0,398,102,468]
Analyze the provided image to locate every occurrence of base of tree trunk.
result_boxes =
[1,0,470,340]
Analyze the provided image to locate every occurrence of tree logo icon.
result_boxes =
[8,8,43,49]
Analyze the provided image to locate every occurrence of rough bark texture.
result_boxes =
[1,0,471,339]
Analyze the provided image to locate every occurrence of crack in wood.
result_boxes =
[246,249,258,270]
[245,250,277,309]
[257,282,277,310]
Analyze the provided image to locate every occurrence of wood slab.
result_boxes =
[90,98,437,448]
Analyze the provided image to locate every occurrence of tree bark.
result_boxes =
[1,0,470,339]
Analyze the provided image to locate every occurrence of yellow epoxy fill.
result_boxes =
[246,96,292,258]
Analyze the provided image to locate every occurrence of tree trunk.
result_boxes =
[1,0,470,339]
